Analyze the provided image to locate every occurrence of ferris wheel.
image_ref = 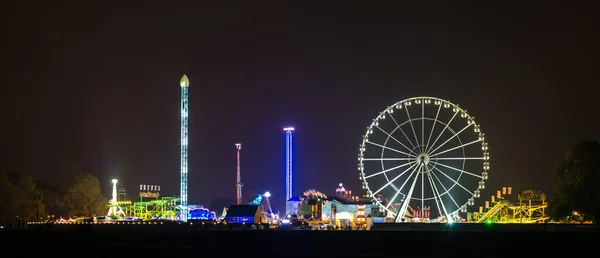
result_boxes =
[358,97,489,223]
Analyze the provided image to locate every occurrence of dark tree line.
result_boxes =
[0,171,107,227]
[549,140,600,227]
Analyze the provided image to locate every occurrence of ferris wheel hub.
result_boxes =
[416,154,430,165]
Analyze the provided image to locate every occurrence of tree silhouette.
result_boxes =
[0,171,43,224]
[550,140,600,226]
[62,173,107,217]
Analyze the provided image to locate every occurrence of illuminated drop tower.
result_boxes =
[180,74,189,222]
[107,179,124,217]
[284,127,294,215]
[235,143,243,205]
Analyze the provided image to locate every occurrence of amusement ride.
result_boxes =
[358,96,490,223]
[93,84,552,226]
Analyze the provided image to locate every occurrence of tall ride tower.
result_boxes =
[283,127,294,214]
[107,179,124,217]
[180,74,189,222]
[235,143,243,205]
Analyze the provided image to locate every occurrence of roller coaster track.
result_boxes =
[477,201,508,223]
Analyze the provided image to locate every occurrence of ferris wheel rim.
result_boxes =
[360,97,485,217]
[358,96,490,220]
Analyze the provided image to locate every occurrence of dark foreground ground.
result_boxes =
[1,223,597,257]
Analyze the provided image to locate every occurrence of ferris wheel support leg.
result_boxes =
[426,167,451,222]
[384,163,418,211]
[421,169,424,218]
[395,164,422,223]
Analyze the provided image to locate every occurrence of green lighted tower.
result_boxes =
[180,74,189,222]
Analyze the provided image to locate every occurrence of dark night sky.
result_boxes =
[2,2,598,212]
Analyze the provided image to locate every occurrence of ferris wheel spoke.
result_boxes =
[427,123,473,156]
[420,164,425,217]
[385,163,421,210]
[425,104,443,155]
[431,166,474,195]
[425,109,460,154]
[404,105,420,151]
[425,165,450,220]
[429,139,481,158]
[421,100,425,153]
[395,162,422,222]
[374,126,414,153]
[362,158,414,161]
[372,162,419,196]
[430,161,483,179]
[366,140,415,157]
[364,161,415,179]
[388,114,417,149]
[428,166,460,221]
[433,157,484,160]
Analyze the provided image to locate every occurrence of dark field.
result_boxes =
[1,223,596,257]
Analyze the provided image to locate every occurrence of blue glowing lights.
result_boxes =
[188,208,216,221]
[284,127,294,214]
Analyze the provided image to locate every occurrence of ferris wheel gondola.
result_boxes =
[358,97,490,223]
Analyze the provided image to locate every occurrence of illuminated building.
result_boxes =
[321,197,373,227]
[298,190,326,220]
[335,183,346,197]
[225,205,264,224]
[117,185,127,201]
[283,127,294,214]
[335,183,359,201]
[180,74,189,222]
[286,196,302,216]
[355,204,367,227]
[293,186,376,228]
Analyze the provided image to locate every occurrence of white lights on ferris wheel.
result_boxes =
[357,96,490,223]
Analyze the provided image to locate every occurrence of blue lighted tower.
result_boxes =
[283,127,294,214]
[180,74,189,221]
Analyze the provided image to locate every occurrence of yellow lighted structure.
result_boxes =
[474,187,548,223]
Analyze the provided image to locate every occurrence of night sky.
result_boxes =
[2,3,598,212]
